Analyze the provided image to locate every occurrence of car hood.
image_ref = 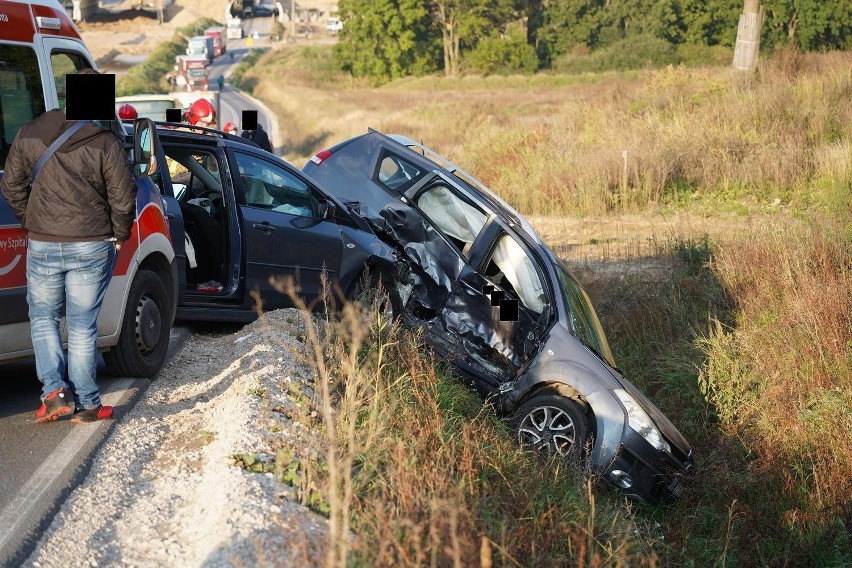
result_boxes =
[609,367,692,458]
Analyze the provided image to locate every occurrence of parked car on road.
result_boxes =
[304,130,694,504]
[247,1,278,18]
[142,124,398,323]
[115,94,183,122]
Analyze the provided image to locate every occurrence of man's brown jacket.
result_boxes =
[0,110,137,242]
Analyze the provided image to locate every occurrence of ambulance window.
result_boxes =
[0,45,46,170]
[50,52,90,110]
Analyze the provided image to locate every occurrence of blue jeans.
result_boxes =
[27,239,116,409]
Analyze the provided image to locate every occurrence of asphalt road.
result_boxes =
[0,17,278,567]
[208,15,277,141]
[0,327,191,567]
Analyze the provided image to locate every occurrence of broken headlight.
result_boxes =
[614,389,671,453]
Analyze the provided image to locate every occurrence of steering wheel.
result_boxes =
[195,189,223,216]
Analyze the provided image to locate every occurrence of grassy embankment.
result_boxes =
[243,45,850,566]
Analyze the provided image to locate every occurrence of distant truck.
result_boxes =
[205,26,226,57]
[226,17,243,39]
[186,35,214,64]
[175,55,209,91]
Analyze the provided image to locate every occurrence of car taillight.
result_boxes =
[310,149,332,165]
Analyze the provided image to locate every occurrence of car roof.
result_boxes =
[382,132,542,244]
[122,121,261,149]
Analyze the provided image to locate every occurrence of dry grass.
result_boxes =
[568,217,851,566]
[698,218,852,545]
[246,47,849,216]
[238,48,852,565]
[274,275,662,567]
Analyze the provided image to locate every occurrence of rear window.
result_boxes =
[0,45,46,170]
[375,150,424,192]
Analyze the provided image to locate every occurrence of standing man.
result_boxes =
[241,122,273,153]
[0,81,137,424]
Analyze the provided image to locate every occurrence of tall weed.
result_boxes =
[277,277,659,567]
[698,220,852,545]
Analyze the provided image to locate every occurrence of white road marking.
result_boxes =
[0,378,136,552]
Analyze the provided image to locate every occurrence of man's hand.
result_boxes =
[115,241,123,251]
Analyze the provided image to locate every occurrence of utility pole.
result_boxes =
[290,0,295,42]
[733,0,765,72]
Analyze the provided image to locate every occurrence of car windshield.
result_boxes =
[549,251,616,368]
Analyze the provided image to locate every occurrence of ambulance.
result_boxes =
[0,0,178,377]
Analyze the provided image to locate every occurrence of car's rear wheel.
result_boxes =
[510,394,590,460]
[103,269,171,378]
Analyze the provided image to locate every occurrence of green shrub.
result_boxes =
[554,34,677,74]
[464,27,538,75]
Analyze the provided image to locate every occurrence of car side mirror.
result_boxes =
[133,118,159,178]
[318,199,336,220]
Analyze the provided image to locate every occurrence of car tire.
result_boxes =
[510,394,590,461]
[350,269,401,323]
[103,269,171,378]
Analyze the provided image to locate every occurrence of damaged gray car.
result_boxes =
[303,130,693,505]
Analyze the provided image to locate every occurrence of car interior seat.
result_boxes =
[179,201,224,285]
[244,175,274,206]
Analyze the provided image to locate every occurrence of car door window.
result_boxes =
[0,45,46,170]
[50,51,90,110]
[483,234,547,314]
[414,184,487,255]
[376,151,424,192]
[235,152,316,218]
[166,147,222,201]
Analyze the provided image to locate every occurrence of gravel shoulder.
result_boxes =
[26,310,329,567]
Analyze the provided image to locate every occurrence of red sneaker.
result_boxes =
[71,405,114,424]
[34,388,73,423]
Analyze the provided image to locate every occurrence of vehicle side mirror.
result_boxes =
[318,199,336,220]
[133,118,159,178]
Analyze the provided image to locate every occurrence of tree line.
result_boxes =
[333,0,852,82]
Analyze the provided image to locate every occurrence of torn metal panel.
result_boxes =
[362,200,543,384]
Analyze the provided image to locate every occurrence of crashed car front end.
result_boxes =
[502,328,693,505]
[492,252,693,504]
